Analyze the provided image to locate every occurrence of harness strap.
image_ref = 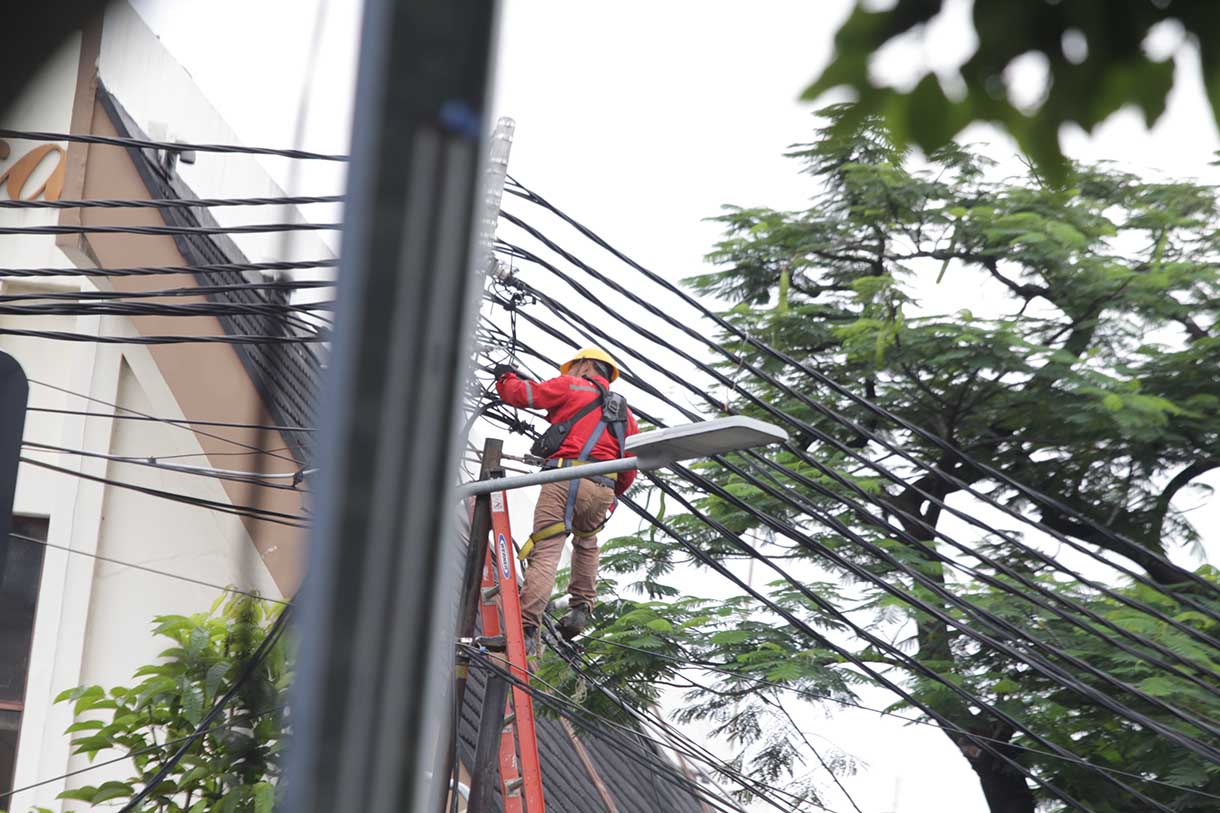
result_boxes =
[520,379,628,560]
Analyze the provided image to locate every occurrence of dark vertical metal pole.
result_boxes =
[440,437,501,810]
[465,674,508,813]
[0,352,28,586]
[283,0,501,811]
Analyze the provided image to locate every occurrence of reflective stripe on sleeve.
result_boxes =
[568,385,598,393]
[525,380,535,408]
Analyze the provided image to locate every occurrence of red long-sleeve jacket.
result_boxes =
[496,372,639,494]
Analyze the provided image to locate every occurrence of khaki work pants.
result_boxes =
[520,477,615,629]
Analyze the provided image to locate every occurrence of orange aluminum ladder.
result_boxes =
[472,489,546,812]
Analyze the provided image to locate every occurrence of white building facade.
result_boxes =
[0,5,332,808]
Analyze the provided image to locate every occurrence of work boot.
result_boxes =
[556,603,592,641]
[522,625,539,657]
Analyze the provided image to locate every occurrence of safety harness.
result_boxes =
[520,379,628,560]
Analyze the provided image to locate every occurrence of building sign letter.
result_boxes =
[0,140,66,202]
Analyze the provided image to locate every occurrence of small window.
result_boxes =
[0,516,48,800]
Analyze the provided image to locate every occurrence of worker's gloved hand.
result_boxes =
[492,363,525,380]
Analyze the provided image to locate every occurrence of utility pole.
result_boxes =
[283,1,502,812]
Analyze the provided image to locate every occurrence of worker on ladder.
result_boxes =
[493,348,639,655]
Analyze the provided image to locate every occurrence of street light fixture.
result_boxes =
[458,416,788,497]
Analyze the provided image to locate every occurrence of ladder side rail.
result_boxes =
[488,492,546,813]
[479,534,526,813]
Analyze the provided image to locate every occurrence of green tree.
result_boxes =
[808,0,1220,177]
[52,595,289,813]
[570,111,1220,811]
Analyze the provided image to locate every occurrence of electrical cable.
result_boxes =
[588,637,1220,803]
[504,181,1220,599]
[0,193,343,210]
[0,703,288,802]
[494,240,1220,648]
[0,300,334,317]
[23,441,308,491]
[496,222,1220,614]
[0,220,339,236]
[0,128,349,161]
[12,532,290,605]
[627,476,1174,811]
[0,281,332,301]
[492,280,1220,696]
[470,339,1181,810]
[21,457,308,528]
[463,649,788,813]
[489,283,1220,678]
[30,377,307,464]
[491,310,1220,772]
[26,406,315,433]
[0,326,320,344]
[0,258,337,279]
[537,619,848,813]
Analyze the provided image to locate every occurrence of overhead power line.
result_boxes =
[0,128,349,161]
[13,532,289,605]
[0,258,337,279]
[21,457,308,528]
[505,179,1220,599]
[0,194,344,210]
[497,221,1220,634]
[23,440,309,491]
[469,389,1106,813]
[0,327,321,344]
[491,273,1220,695]
[28,378,303,465]
[26,405,315,433]
[489,293,1220,775]
[0,221,339,237]
[588,637,1220,804]
[475,257,1210,805]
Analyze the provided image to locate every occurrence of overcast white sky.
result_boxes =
[127,1,1220,810]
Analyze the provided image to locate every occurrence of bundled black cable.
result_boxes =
[472,297,1206,809]
[0,194,343,210]
[503,182,1220,600]
[495,228,1220,631]
[0,258,336,279]
[488,274,1220,697]
[467,346,1110,811]
[0,128,348,161]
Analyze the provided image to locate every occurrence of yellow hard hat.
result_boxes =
[560,347,619,382]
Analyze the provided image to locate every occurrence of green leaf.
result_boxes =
[253,781,275,813]
[205,661,231,704]
[63,720,106,734]
[57,786,99,802]
[90,781,134,804]
[709,629,752,645]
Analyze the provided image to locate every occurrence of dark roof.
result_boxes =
[100,83,711,813]
[97,83,321,467]
[460,647,710,813]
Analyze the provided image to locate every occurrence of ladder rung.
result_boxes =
[481,584,501,601]
[505,778,524,792]
[503,712,517,727]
